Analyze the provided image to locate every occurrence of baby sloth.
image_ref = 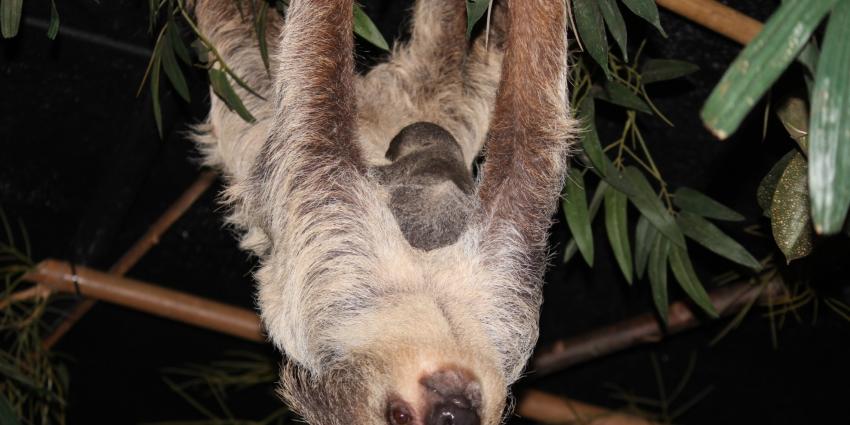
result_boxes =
[190,0,574,424]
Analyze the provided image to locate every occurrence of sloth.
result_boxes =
[190,0,574,424]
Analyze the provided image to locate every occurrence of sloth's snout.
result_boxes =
[422,369,481,425]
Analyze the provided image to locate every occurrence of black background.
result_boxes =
[2,0,849,423]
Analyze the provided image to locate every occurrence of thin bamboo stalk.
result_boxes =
[531,278,785,377]
[42,170,217,349]
[27,259,264,342]
[656,0,763,45]
[517,390,656,425]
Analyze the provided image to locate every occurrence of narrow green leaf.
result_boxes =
[564,181,608,264]
[771,152,814,262]
[161,36,192,103]
[151,53,164,138]
[809,0,850,235]
[598,0,628,61]
[563,169,594,266]
[167,17,191,66]
[620,0,665,36]
[578,98,607,175]
[676,211,762,270]
[797,38,820,91]
[776,96,809,153]
[640,59,699,84]
[353,4,389,51]
[255,0,271,73]
[673,187,744,221]
[573,0,610,77]
[635,214,657,280]
[669,245,719,317]
[0,394,20,425]
[209,68,256,123]
[466,0,490,37]
[593,80,652,114]
[648,234,670,323]
[605,187,633,283]
[701,0,837,139]
[0,0,23,38]
[609,166,686,248]
[757,150,796,218]
[47,0,60,40]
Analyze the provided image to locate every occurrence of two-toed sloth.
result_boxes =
[190,0,574,424]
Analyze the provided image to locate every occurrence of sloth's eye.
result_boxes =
[388,402,413,425]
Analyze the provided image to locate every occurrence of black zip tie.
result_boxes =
[69,262,82,297]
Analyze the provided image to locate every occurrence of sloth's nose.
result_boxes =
[427,396,479,425]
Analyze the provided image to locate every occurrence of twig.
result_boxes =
[655,0,763,45]
[531,277,786,377]
[42,170,217,349]
[516,390,657,425]
[0,284,51,309]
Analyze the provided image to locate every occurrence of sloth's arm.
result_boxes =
[478,1,573,270]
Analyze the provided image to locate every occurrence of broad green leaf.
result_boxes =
[771,152,814,262]
[609,166,686,248]
[47,0,60,40]
[676,211,762,270]
[167,17,191,66]
[620,0,665,36]
[669,245,719,317]
[673,187,744,221]
[151,52,164,138]
[648,234,670,323]
[776,97,809,153]
[605,187,633,283]
[809,0,850,235]
[573,0,610,77]
[0,394,20,425]
[757,150,796,217]
[256,0,271,72]
[353,4,389,51]
[578,98,607,175]
[161,36,191,103]
[466,0,490,37]
[640,59,699,84]
[593,80,652,114]
[701,0,837,139]
[563,169,594,266]
[0,0,23,38]
[209,68,256,123]
[598,0,628,61]
[563,181,608,263]
[634,214,657,280]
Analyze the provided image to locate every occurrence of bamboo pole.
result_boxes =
[42,170,217,349]
[27,259,264,342]
[656,0,763,45]
[517,390,656,425]
[531,278,785,377]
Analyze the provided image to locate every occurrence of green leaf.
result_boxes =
[0,0,23,38]
[466,0,490,37]
[47,0,60,40]
[701,0,837,139]
[809,0,850,235]
[578,98,607,175]
[620,0,665,36]
[757,150,796,218]
[797,38,820,92]
[167,17,191,66]
[0,394,20,425]
[673,187,744,221]
[151,52,164,138]
[353,4,389,51]
[209,67,256,123]
[255,0,271,73]
[593,80,652,114]
[605,187,633,283]
[607,166,686,248]
[771,152,814,262]
[564,181,608,264]
[776,96,809,153]
[563,169,594,266]
[598,0,628,61]
[634,214,657,280]
[640,59,699,84]
[161,35,191,103]
[573,0,610,77]
[676,211,762,270]
[669,245,719,317]
[648,234,670,323]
